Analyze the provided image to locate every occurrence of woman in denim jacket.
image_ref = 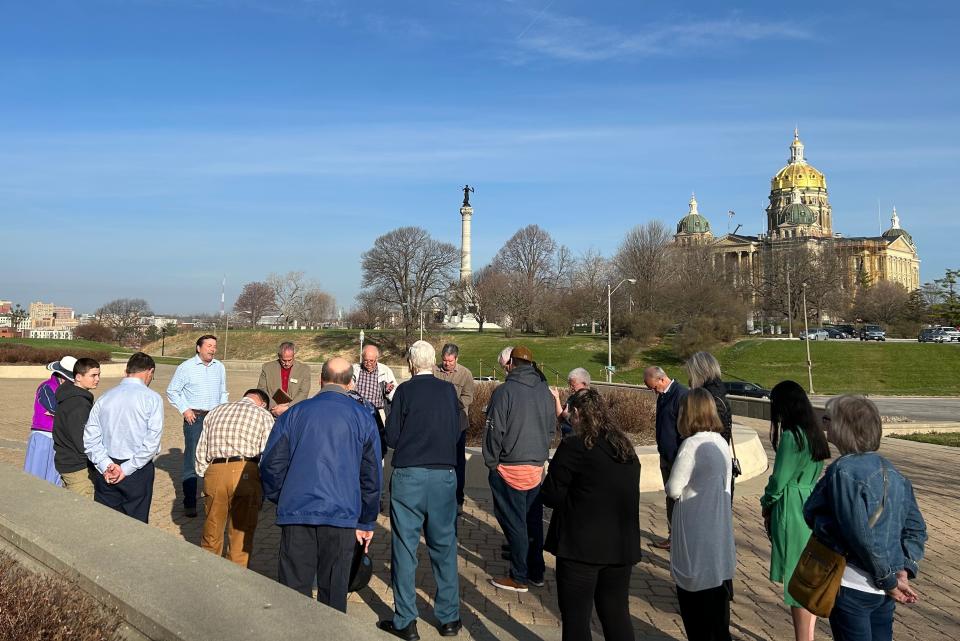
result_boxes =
[803,395,927,641]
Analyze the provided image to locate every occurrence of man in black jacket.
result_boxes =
[378,340,462,640]
[53,357,101,498]
[644,365,688,551]
[483,345,556,593]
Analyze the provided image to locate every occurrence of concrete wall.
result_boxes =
[0,465,382,641]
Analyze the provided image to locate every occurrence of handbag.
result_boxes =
[788,465,887,616]
[730,435,742,478]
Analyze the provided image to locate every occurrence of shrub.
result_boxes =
[0,344,110,365]
[611,338,641,367]
[466,381,655,447]
[74,323,114,343]
[0,552,121,641]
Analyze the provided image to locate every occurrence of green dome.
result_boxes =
[780,201,816,226]
[677,213,711,234]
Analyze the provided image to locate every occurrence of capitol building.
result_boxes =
[673,130,921,294]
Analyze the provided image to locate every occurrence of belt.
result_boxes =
[209,455,260,465]
[190,409,210,416]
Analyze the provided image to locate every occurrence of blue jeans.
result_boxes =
[829,587,895,641]
[182,414,206,482]
[390,467,460,629]
[488,469,545,584]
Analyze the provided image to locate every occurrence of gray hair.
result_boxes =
[568,367,591,385]
[278,341,295,355]
[408,340,436,373]
[825,395,882,455]
[441,343,459,358]
[685,351,722,388]
[643,366,667,382]
[498,346,513,367]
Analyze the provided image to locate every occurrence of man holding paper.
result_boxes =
[259,342,312,417]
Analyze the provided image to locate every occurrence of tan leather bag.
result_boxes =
[788,466,887,617]
[787,536,846,617]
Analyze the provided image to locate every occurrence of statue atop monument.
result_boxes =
[461,184,474,207]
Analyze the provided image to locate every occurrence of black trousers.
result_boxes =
[676,582,732,641]
[93,461,155,524]
[455,429,466,506]
[659,458,675,533]
[556,558,635,641]
[278,524,355,612]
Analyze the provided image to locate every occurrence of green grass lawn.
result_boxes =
[141,330,960,395]
[890,432,960,447]
[716,339,960,396]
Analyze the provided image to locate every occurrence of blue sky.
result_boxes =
[2,0,958,314]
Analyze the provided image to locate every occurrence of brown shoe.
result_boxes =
[490,576,528,593]
[651,538,671,550]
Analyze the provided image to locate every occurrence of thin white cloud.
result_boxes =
[508,7,812,63]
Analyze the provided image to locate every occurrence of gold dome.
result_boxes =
[770,129,827,191]
[771,162,827,191]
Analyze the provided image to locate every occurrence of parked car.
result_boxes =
[860,325,886,341]
[835,324,856,337]
[723,381,771,398]
[823,327,848,339]
[800,328,829,340]
[919,328,948,343]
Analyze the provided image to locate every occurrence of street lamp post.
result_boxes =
[802,283,814,393]
[161,326,166,356]
[786,268,794,338]
[607,278,637,383]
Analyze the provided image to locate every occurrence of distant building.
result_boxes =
[673,130,922,318]
[0,300,11,314]
[28,301,78,328]
[27,327,74,340]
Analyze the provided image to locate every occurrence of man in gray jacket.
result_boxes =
[482,345,555,592]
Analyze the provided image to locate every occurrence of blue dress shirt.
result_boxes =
[84,377,165,476]
[166,355,228,414]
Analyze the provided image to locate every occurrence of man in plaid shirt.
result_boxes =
[195,388,275,567]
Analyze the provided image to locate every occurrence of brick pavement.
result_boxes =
[1,367,957,640]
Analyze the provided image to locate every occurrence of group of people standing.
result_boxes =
[644,351,928,641]
[22,339,928,641]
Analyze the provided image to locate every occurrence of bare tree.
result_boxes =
[492,225,569,332]
[233,281,276,327]
[301,289,336,327]
[96,298,152,346]
[348,289,390,329]
[266,271,308,324]
[571,249,612,333]
[452,265,508,333]
[613,221,672,313]
[854,281,910,326]
[360,226,458,344]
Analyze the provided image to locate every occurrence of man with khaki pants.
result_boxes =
[195,389,275,567]
[53,357,101,497]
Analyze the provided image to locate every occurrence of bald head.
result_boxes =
[643,366,671,393]
[361,345,380,372]
[322,356,353,387]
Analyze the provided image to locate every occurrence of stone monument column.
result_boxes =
[459,205,473,282]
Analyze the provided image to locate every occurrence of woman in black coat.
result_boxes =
[541,388,641,641]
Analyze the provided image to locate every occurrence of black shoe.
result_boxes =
[500,551,511,560]
[184,506,198,518]
[438,619,462,636]
[376,620,419,641]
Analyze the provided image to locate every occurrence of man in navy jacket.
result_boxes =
[260,356,382,612]
[644,365,688,551]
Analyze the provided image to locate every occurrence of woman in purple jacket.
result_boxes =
[23,356,76,485]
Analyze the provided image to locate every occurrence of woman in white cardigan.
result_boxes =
[666,387,736,641]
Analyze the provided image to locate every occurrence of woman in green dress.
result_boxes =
[761,380,831,641]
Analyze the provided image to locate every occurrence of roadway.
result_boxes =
[810,395,960,421]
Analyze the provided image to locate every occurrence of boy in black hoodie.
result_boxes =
[53,357,101,497]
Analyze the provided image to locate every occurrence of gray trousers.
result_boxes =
[278,524,355,612]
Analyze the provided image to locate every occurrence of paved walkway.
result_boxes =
[1,367,957,640]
